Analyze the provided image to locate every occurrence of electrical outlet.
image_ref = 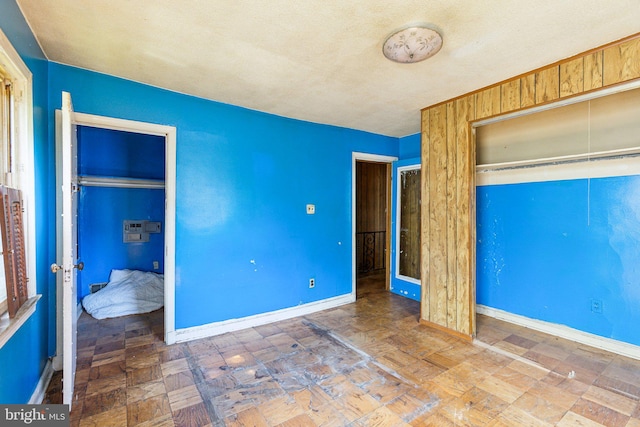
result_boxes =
[153,261,159,270]
[309,278,315,288]
[306,204,315,214]
[591,299,602,313]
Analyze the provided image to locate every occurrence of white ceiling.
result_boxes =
[16,1,640,137]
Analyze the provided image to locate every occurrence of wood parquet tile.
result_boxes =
[44,273,640,426]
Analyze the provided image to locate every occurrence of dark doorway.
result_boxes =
[355,161,390,297]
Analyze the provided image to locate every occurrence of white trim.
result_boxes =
[0,295,40,349]
[477,155,640,186]
[351,152,397,298]
[0,28,37,304]
[170,293,354,343]
[73,112,177,345]
[73,112,174,137]
[477,304,640,361]
[77,301,83,321]
[394,163,421,285]
[29,359,54,404]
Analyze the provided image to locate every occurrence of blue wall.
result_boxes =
[477,175,640,347]
[48,63,398,330]
[78,187,165,298]
[78,126,165,179]
[398,133,420,160]
[77,126,165,298]
[0,0,51,403]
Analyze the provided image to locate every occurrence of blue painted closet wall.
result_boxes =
[78,187,165,299]
[0,1,52,403]
[77,127,165,298]
[78,126,165,180]
[477,175,640,347]
[48,63,398,329]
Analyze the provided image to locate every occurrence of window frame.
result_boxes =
[394,163,422,285]
[0,28,39,348]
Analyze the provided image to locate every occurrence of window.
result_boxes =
[0,28,37,347]
[0,68,14,316]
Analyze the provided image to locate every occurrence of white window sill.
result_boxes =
[0,295,41,349]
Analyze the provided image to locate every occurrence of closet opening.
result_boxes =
[76,126,166,321]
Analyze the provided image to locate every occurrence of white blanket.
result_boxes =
[82,269,164,319]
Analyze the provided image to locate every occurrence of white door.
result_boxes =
[55,91,80,407]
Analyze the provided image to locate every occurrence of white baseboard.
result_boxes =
[477,305,640,361]
[169,293,355,344]
[77,302,83,320]
[29,359,54,404]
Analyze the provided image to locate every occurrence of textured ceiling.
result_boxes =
[16,1,640,137]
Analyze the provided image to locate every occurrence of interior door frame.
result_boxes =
[54,111,177,358]
[351,152,397,298]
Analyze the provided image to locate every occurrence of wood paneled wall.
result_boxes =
[356,161,387,234]
[420,34,640,339]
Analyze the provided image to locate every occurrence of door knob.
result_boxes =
[51,262,84,273]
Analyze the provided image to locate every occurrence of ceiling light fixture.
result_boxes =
[382,26,443,64]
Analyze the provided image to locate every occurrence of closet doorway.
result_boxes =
[61,112,176,344]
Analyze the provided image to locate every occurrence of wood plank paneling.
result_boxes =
[455,96,475,335]
[560,57,584,97]
[445,102,457,329]
[603,38,640,86]
[475,86,501,119]
[584,51,604,90]
[535,66,560,104]
[428,104,448,327]
[420,33,640,340]
[355,162,386,234]
[520,74,536,108]
[501,80,520,112]
[420,109,430,319]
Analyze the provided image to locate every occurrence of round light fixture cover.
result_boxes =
[383,26,443,63]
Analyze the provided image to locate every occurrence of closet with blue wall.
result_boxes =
[476,86,640,347]
[77,126,165,299]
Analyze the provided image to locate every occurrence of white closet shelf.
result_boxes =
[78,176,165,189]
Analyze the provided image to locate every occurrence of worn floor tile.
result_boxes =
[45,273,640,427]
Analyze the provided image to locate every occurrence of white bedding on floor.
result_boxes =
[82,269,164,319]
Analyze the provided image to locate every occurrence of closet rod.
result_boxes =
[78,176,165,189]
[476,146,640,172]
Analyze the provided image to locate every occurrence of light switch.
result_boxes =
[306,204,315,214]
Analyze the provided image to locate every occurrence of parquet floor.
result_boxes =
[44,273,640,426]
